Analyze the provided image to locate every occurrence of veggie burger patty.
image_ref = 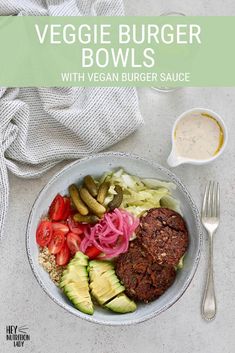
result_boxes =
[116,208,189,303]
[116,241,176,303]
[137,208,189,266]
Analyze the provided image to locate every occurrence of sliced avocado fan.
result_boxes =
[88,260,126,306]
[60,252,94,315]
[88,260,136,313]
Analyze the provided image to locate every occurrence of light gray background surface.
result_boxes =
[1,2,235,352]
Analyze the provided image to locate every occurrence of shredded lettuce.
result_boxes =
[175,255,185,270]
[160,195,182,214]
[142,178,176,191]
[100,169,180,217]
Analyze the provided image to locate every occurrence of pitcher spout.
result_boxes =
[167,150,183,167]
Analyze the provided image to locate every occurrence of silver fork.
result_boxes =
[201,181,220,321]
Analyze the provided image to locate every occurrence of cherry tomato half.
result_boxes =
[68,217,87,235]
[56,243,70,266]
[61,197,72,221]
[49,194,65,221]
[52,222,69,235]
[66,232,81,255]
[48,230,65,254]
[85,246,101,260]
[36,220,52,247]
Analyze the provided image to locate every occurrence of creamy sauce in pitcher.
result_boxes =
[175,112,224,160]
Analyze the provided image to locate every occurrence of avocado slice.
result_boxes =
[88,260,125,305]
[60,252,94,315]
[64,282,93,315]
[60,265,87,288]
[70,251,89,266]
[88,260,114,281]
[105,293,137,313]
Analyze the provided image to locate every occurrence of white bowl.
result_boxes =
[26,152,202,325]
[167,108,228,167]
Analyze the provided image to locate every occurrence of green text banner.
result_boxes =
[0,16,235,87]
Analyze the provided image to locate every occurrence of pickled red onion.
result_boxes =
[80,209,139,258]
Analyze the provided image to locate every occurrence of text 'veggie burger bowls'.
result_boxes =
[26,153,202,325]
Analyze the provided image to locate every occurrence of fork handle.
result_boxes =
[202,232,216,320]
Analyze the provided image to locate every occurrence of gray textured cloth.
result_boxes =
[0,0,143,240]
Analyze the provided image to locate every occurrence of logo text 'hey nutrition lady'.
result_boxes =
[6,325,30,348]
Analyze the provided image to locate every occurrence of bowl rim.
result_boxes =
[26,152,202,326]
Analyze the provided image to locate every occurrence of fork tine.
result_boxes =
[207,181,213,217]
[216,182,220,218]
[211,181,216,217]
[202,181,210,217]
